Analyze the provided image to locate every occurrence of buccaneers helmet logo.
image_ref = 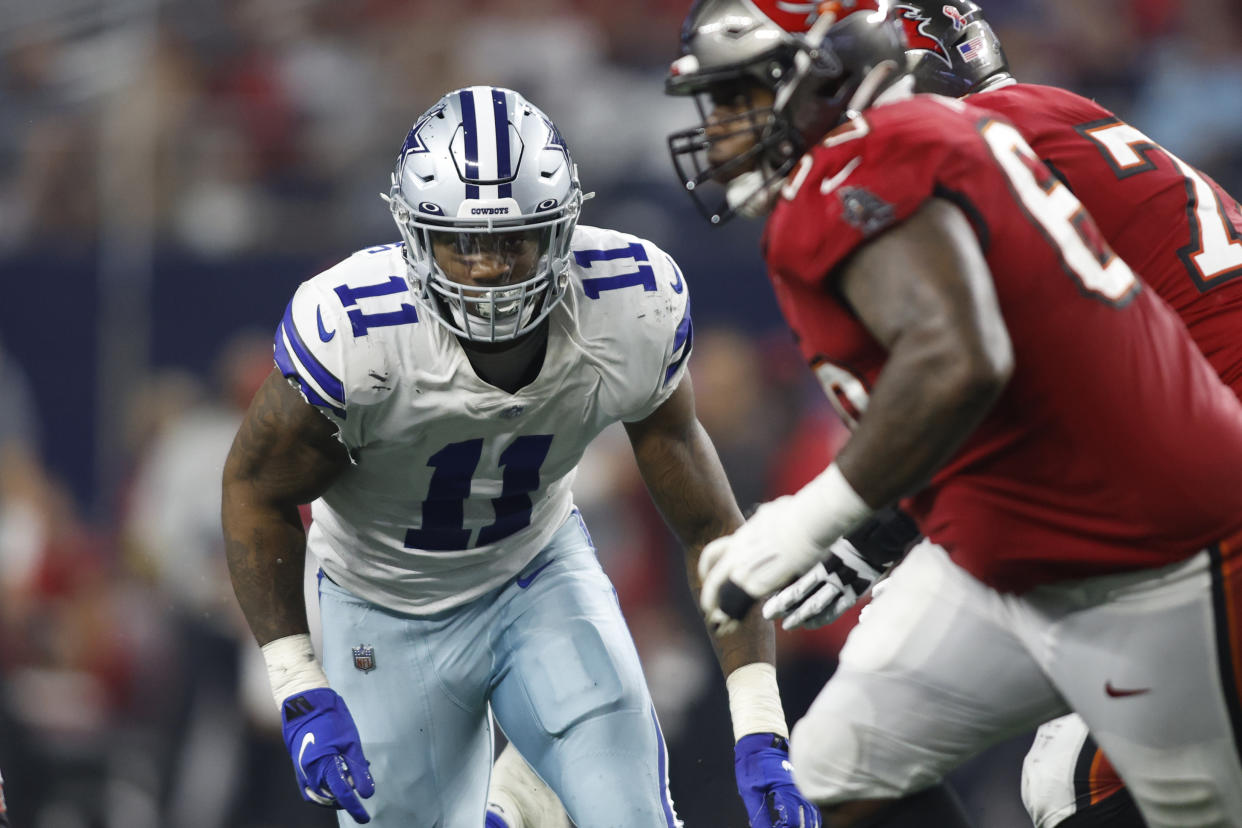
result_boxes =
[895,4,953,67]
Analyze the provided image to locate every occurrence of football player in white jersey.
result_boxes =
[222,87,820,828]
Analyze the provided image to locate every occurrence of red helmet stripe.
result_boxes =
[749,0,882,34]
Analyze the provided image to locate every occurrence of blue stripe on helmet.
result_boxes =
[280,300,346,409]
[459,89,480,200]
[492,88,512,198]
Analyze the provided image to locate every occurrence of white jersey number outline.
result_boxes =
[981,119,1138,305]
[1077,118,1242,292]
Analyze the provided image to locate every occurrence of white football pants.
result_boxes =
[319,511,680,828]
[789,538,1242,828]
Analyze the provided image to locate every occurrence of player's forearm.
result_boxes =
[835,332,1008,507]
[690,558,776,672]
[634,419,774,671]
[658,441,784,735]
[222,485,311,646]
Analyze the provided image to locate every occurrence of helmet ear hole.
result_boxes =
[387,86,584,343]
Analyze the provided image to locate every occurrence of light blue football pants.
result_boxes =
[318,510,680,828]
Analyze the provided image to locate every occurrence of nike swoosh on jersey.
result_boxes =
[516,560,554,588]
[1104,681,1150,698]
[317,307,336,342]
[820,157,863,195]
[666,253,685,294]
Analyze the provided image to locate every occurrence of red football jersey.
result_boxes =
[763,93,1242,592]
[976,82,1242,392]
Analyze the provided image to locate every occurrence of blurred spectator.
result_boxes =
[1130,0,1242,190]
[121,331,328,828]
[0,342,151,827]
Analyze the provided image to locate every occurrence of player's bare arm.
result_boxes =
[222,367,350,646]
[624,375,774,673]
[833,197,1013,507]
[627,374,815,825]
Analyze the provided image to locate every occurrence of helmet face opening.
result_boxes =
[666,0,907,225]
[667,78,797,224]
[387,87,583,343]
[425,223,559,338]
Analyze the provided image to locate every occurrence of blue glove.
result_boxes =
[735,733,822,828]
[281,687,375,824]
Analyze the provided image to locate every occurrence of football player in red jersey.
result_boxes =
[760,3,1242,825]
[666,2,1242,827]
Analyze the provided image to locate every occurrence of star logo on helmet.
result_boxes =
[896,4,953,67]
[536,116,568,168]
[542,116,571,163]
[399,104,445,160]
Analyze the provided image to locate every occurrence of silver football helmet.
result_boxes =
[386,87,584,343]
[895,1,1011,98]
[666,0,908,224]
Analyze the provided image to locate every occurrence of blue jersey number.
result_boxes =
[404,434,554,551]
[332,275,418,337]
[576,243,657,299]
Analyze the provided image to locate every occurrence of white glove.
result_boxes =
[763,506,920,630]
[698,464,872,636]
[761,538,884,630]
[699,497,838,636]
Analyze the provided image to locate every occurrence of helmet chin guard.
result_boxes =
[386,87,585,343]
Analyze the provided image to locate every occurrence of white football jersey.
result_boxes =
[274,225,692,614]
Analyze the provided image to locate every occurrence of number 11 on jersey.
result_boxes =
[404,434,554,551]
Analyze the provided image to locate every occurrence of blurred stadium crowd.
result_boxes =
[1,0,1240,826]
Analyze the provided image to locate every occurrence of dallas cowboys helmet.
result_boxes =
[666,0,908,224]
[386,87,584,343]
[895,1,1010,97]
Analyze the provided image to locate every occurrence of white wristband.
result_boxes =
[261,633,330,710]
[726,662,788,741]
[787,463,873,548]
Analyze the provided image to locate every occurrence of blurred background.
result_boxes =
[2,0,1240,825]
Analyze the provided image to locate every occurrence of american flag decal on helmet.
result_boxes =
[352,645,376,673]
[957,34,987,62]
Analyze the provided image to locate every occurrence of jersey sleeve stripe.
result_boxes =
[664,298,694,387]
[275,300,346,412]
[274,324,346,417]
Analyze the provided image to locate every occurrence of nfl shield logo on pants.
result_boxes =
[352,645,376,673]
